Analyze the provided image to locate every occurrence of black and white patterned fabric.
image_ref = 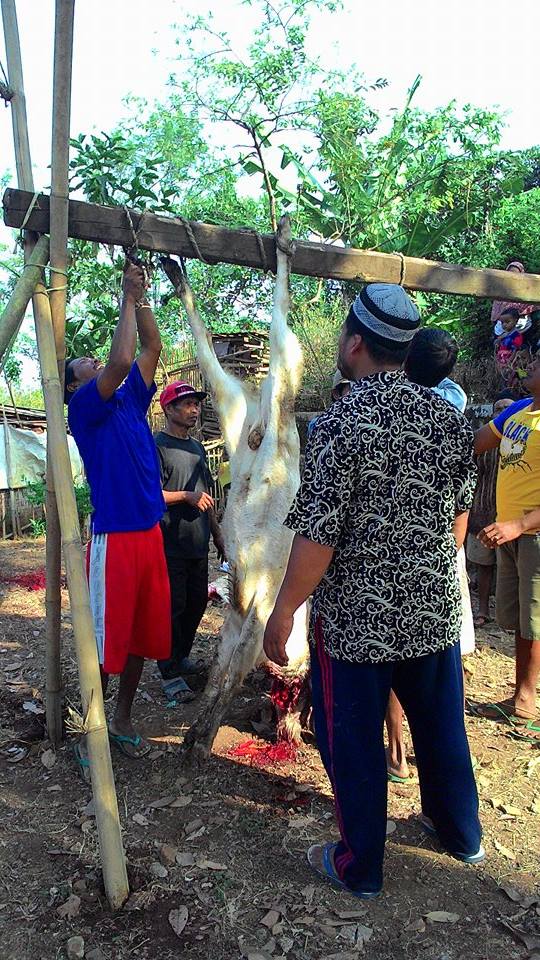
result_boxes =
[285,371,477,663]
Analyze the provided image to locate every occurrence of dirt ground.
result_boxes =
[0,539,539,960]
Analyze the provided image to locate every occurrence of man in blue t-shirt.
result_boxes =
[65,260,170,775]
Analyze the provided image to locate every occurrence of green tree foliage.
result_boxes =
[3,0,539,404]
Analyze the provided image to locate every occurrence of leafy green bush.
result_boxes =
[24,477,92,535]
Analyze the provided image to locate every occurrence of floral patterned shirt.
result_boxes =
[285,371,477,663]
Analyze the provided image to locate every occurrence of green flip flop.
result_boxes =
[73,742,91,784]
[470,701,530,725]
[507,719,540,743]
[109,732,152,759]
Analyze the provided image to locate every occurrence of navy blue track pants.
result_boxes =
[310,618,482,893]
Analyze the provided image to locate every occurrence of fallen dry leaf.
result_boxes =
[66,936,85,960]
[185,817,204,835]
[261,909,281,929]
[41,748,56,770]
[56,894,81,919]
[169,905,189,938]
[6,746,27,763]
[494,839,516,861]
[150,861,168,879]
[425,911,459,924]
[148,795,176,809]
[355,924,373,946]
[123,891,148,912]
[301,884,315,904]
[185,826,205,841]
[499,883,539,909]
[324,953,359,960]
[334,910,368,920]
[170,795,193,807]
[527,758,540,779]
[176,851,195,867]
[159,844,178,866]
[531,798,540,815]
[501,920,540,953]
[132,813,149,826]
[386,820,397,836]
[405,918,426,934]
[196,859,227,871]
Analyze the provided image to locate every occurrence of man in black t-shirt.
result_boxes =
[155,380,225,702]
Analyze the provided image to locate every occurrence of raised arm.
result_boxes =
[95,261,146,401]
[135,289,162,389]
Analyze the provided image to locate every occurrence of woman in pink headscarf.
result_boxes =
[491,261,535,335]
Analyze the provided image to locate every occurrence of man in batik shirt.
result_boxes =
[264,284,482,898]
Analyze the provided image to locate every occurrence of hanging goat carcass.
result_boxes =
[160,216,310,765]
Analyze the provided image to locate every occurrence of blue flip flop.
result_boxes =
[418,816,486,864]
[73,742,91,784]
[307,842,381,899]
[161,676,196,703]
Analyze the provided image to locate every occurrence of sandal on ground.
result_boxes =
[161,676,196,703]
[108,732,152,759]
[417,815,486,864]
[507,719,540,743]
[388,769,410,783]
[470,700,537,724]
[73,741,91,784]
[178,657,206,677]
[307,842,382,899]
[473,614,493,628]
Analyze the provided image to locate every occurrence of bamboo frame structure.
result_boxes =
[45,0,75,748]
[1,0,129,909]
[0,234,50,369]
[3,188,540,303]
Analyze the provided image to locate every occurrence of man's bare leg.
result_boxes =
[475,564,493,622]
[514,634,540,719]
[385,690,409,780]
[109,654,145,738]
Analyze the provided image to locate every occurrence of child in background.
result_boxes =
[495,309,525,366]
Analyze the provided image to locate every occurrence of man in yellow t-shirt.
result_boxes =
[474,354,540,730]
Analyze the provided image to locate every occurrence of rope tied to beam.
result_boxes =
[253,230,270,274]
[395,252,406,287]
[19,191,41,236]
[178,215,215,265]
[122,206,155,287]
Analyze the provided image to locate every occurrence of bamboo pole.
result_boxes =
[32,279,129,908]
[0,0,31,190]
[45,0,75,747]
[2,0,64,748]
[0,234,50,369]
[2,0,128,908]
[2,406,21,537]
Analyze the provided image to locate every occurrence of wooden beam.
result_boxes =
[4,187,540,303]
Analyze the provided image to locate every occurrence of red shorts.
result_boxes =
[86,524,171,675]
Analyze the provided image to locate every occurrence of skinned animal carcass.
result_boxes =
[161,216,310,764]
